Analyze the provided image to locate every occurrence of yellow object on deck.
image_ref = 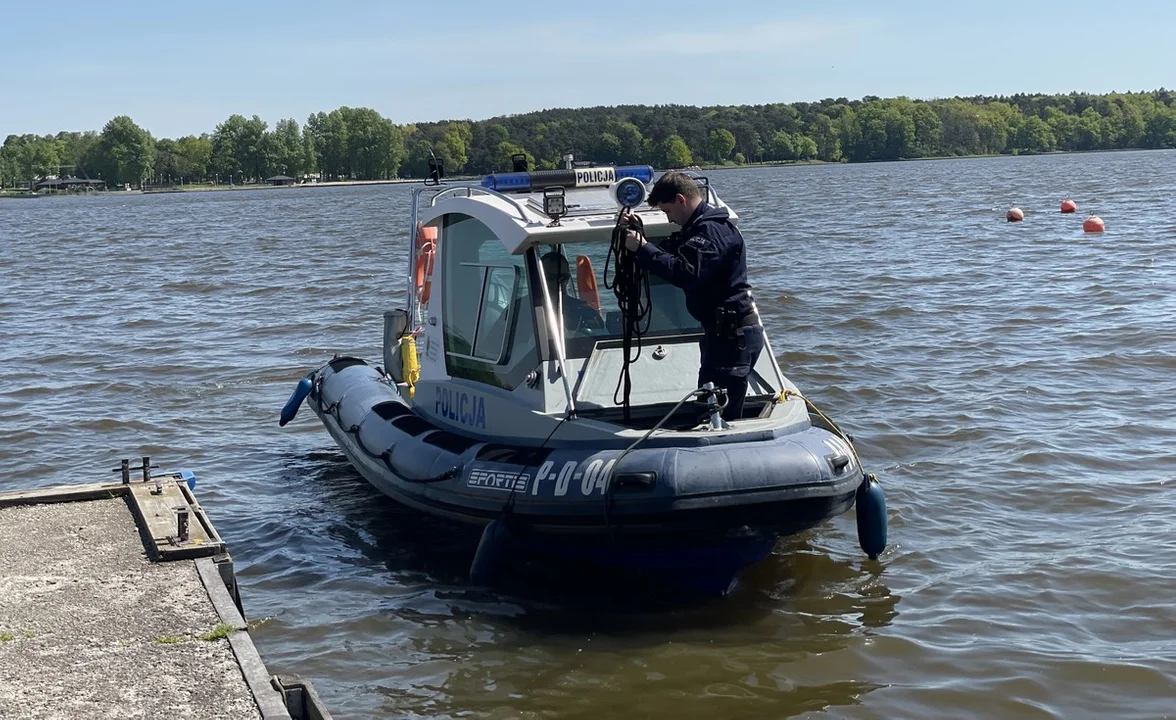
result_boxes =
[400,334,420,398]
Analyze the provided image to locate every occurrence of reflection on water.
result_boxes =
[250,450,898,718]
[296,449,899,625]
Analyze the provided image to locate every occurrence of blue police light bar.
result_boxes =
[481,165,655,193]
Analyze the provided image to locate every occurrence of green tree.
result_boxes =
[56,131,100,177]
[731,123,763,162]
[0,144,14,188]
[486,123,510,146]
[174,135,212,181]
[300,126,319,177]
[153,137,179,182]
[1116,99,1146,147]
[661,134,692,168]
[1012,115,1056,153]
[1044,107,1078,150]
[434,121,471,175]
[211,114,249,181]
[770,130,796,161]
[936,99,982,156]
[494,141,533,172]
[401,136,434,178]
[271,118,304,176]
[835,106,861,161]
[91,116,154,187]
[910,103,943,157]
[463,123,510,173]
[849,101,915,161]
[975,107,1010,155]
[1,134,65,182]
[607,120,645,164]
[2,135,31,186]
[307,107,404,180]
[0,135,41,187]
[1143,104,1176,147]
[306,110,349,180]
[795,135,818,160]
[1073,107,1102,151]
[1097,103,1125,148]
[595,132,622,164]
[809,113,843,161]
[30,136,61,179]
[341,108,383,179]
[707,128,736,162]
[238,115,270,181]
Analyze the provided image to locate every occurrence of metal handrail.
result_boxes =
[428,184,534,224]
[534,253,577,419]
[407,186,435,324]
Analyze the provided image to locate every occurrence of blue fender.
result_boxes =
[856,473,887,560]
[279,374,314,427]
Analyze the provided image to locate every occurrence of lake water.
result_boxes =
[2,150,1174,719]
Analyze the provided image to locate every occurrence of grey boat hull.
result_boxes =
[292,356,864,593]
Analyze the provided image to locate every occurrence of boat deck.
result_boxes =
[0,464,329,720]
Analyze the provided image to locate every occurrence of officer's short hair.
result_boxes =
[647,171,701,207]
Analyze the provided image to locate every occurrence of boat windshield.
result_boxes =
[536,238,701,358]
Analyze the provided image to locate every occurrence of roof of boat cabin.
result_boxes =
[417,180,739,255]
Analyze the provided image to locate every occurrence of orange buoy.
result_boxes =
[1060,199,1077,213]
[1006,207,1024,222]
[1082,216,1105,233]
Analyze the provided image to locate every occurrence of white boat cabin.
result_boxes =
[383,165,796,443]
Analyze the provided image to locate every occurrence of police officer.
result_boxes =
[622,171,764,421]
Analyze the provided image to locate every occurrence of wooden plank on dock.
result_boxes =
[127,476,226,560]
[195,557,293,719]
[0,481,127,508]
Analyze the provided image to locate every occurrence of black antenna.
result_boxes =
[426,150,444,186]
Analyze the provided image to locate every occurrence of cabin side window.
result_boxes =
[441,213,538,389]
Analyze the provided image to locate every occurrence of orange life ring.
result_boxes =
[415,222,437,252]
[414,224,438,305]
[576,255,601,311]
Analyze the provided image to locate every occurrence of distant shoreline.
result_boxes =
[691,145,1165,171]
[140,178,422,194]
[0,177,424,198]
[1,147,1167,199]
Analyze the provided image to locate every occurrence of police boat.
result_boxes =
[279,160,887,595]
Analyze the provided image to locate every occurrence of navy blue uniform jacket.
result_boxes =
[633,202,753,326]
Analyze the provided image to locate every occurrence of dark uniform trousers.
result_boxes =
[630,201,764,420]
[698,320,765,421]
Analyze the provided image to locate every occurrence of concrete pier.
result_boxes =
[0,463,329,720]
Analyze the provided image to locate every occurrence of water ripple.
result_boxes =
[3,154,1176,718]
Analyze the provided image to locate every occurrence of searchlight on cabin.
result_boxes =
[481,165,655,193]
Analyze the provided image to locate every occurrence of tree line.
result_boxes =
[2,89,1174,189]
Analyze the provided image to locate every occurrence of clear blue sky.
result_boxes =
[2,0,1173,139]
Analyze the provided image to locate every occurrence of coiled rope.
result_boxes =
[603,209,652,422]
